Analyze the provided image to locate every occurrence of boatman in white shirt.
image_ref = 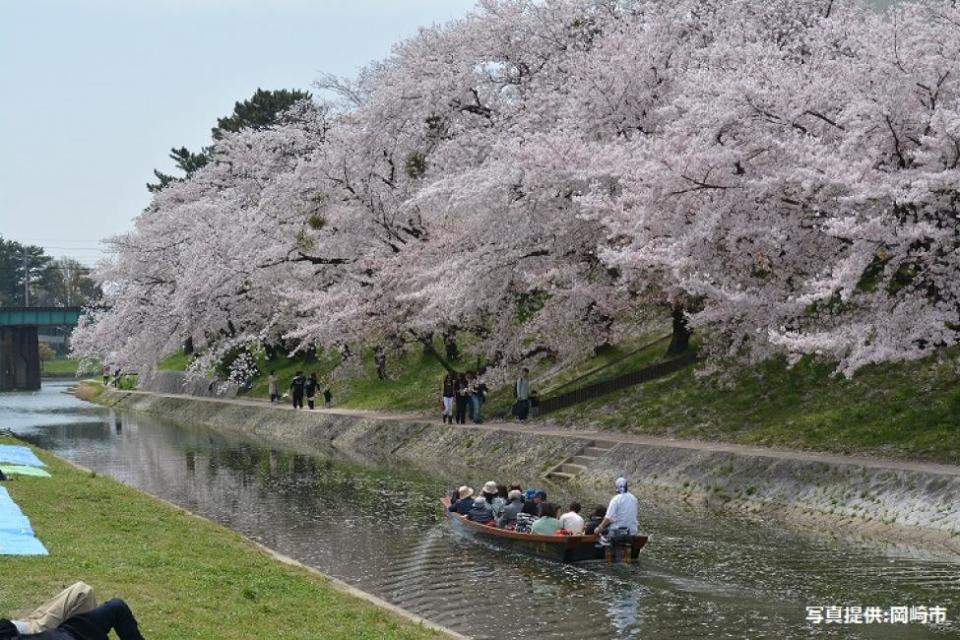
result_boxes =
[594,477,639,544]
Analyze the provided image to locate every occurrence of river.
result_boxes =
[2,382,958,639]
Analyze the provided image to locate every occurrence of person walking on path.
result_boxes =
[305,372,318,410]
[290,371,306,409]
[322,376,333,407]
[267,371,279,403]
[515,368,531,421]
[470,374,487,424]
[455,373,470,425]
[441,372,456,424]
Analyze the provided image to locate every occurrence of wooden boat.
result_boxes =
[441,498,648,563]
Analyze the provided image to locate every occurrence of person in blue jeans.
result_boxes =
[2,598,146,640]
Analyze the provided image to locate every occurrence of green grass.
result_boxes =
[482,331,680,418]
[157,352,192,372]
[551,348,960,464]
[243,339,471,412]
[0,436,446,640]
[40,358,81,377]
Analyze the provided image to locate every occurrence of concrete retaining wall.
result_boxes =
[137,370,239,399]
[100,389,960,553]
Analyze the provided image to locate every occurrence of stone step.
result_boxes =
[583,447,610,457]
[591,440,620,450]
[558,463,587,474]
[545,471,575,481]
[571,455,597,466]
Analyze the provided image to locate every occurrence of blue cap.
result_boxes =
[534,490,547,500]
[524,489,537,500]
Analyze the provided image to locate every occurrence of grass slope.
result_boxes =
[551,349,960,464]
[40,358,80,377]
[0,437,446,640]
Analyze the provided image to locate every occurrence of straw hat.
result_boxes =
[481,481,499,495]
[458,485,474,499]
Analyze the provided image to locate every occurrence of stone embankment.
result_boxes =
[98,388,960,554]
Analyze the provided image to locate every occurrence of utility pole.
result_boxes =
[23,247,29,307]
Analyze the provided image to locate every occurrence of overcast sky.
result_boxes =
[0,0,476,264]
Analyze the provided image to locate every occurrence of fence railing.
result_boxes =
[538,351,698,416]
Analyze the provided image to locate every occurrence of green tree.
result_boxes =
[35,257,100,307]
[0,237,52,306]
[147,88,312,193]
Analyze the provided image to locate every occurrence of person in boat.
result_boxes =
[530,502,561,535]
[490,483,508,520]
[497,489,525,528]
[558,501,585,535]
[521,489,546,516]
[583,505,607,535]
[448,486,475,515]
[594,477,639,542]
[467,494,495,524]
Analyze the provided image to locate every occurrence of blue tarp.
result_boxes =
[0,445,45,468]
[0,531,48,555]
[0,486,47,555]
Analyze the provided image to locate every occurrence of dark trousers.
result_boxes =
[54,598,145,640]
[516,399,530,421]
[455,395,469,424]
[307,394,315,410]
[292,390,304,409]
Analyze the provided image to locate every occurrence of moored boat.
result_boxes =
[441,497,648,563]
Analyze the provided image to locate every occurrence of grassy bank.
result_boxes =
[551,349,960,464]
[0,436,447,640]
[40,357,80,377]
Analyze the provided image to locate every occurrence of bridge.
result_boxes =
[0,307,82,391]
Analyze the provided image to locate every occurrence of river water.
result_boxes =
[2,382,958,639]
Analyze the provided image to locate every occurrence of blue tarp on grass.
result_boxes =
[0,486,47,555]
[0,445,45,468]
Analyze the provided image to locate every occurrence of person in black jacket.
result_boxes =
[305,372,318,410]
[1,598,146,640]
[521,489,547,516]
[441,373,456,423]
[447,486,475,514]
[290,371,306,409]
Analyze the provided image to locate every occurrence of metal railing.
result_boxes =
[538,351,698,416]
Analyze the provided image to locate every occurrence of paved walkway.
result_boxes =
[111,388,960,478]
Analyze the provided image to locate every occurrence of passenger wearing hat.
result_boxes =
[594,477,639,538]
[521,489,547,516]
[467,495,495,523]
[480,481,506,521]
[448,486,476,515]
[497,489,525,528]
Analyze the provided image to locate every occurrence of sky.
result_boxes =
[0,0,477,265]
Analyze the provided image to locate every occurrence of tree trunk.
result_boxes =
[443,331,459,361]
[374,345,387,380]
[420,331,434,355]
[666,305,691,356]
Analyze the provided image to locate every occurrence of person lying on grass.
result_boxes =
[0,581,146,640]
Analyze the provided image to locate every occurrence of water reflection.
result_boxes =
[3,383,958,639]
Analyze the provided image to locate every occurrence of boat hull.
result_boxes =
[442,498,648,563]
